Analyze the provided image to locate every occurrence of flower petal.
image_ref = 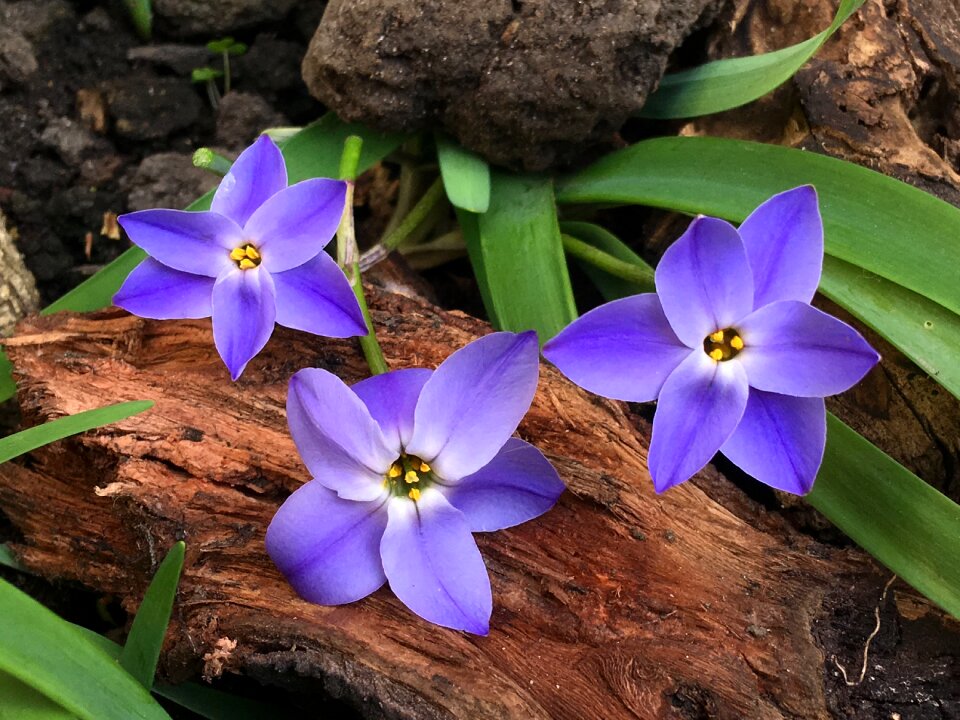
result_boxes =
[211,267,276,380]
[442,439,564,532]
[287,368,397,501]
[113,258,214,319]
[737,300,880,397]
[244,178,347,273]
[265,481,388,605]
[406,331,539,481]
[211,135,288,227]
[272,252,367,338]
[118,209,242,277]
[738,186,823,308]
[648,351,749,492]
[655,216,754,348]
[352,368,433,452]
[720,390,825,495]
[381,490,492,635]
[542,294,692,402]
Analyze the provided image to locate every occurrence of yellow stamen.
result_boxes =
[419,461,431,473]
[708,348,724,362]
[238,258,257,270]
[730,335,744,351]
[244,245,261,260]
[404,470,419,484]
[408,487,421,501]
[388,463,402,478]
[709,330,725,343]
[229,247,247,261]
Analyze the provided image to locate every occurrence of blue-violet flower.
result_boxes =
[113,135,366,380]
[543,186,880,495]
[266,331,565,635]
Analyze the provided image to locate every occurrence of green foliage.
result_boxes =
[436,134,491,213]
[191,67,224,84]
[0,350,15,403]
[556,136,960,400]
[0,670,76,719]
[0,401,154,465]
[121,0,152,42]
[120,542,186,689]
[0,544,24,571]
[206,37,248,56]
[640,0,865,118]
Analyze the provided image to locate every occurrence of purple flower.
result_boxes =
[543,186,880,495]
[265,331,564,635]
[113,135,366,380]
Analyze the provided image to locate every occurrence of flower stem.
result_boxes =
[337,136,390,376]
[381,177,446,252]
[192,148,232,176]
[561,233,656,292]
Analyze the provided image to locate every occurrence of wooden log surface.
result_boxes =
[0,283,954,720]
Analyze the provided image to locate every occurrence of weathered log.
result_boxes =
[1,284,953,719]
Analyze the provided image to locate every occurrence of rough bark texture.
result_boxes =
[0,285,955,719]
[0,210,39,337]
[302,0,724,171]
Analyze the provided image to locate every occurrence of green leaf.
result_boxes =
[0,401,154,465]
[470,173,577,342]
[0,349,16,403]
[810,415,960,618]
[559,221,655,300]
[121,0,152,42]
[436,134,491,213]
[0,543,24,571]
[0,670,76,719]
[191,67,224,83]
[43,114,404,316]
[119,542,185,689]
[640,0,865,118]
[555,136,960,397]
[0,578,171,720]
[455,209,500,327]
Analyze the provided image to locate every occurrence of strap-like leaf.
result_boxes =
[436,134,491,213]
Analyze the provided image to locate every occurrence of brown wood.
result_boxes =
[0,285,935,720]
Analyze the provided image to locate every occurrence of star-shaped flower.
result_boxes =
[266,331,565,635]
[543,186,880,495]
[113,135,366,380]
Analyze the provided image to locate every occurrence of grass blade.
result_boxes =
[0,670,76,719]
[0,401,153,465]
[119,542,186,689]
[436,134,491,213]
[0,349,15,403]
[640,0,865,118]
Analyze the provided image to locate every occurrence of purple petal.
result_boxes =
[266,481,388,605]
[720,390,825,495]
[648,351,749,492]
[244,178,347,273]
[542,294,692,403]
[739,186,823,308]
[118,209,242,277]
[211,135,288,227]
[406,332,539,481]
[737,300,880,397]
[352,368,433,451]
[655,216,754,348]
[272,252,367,338]
[442,439,564,532]
[287,368,397,500]
[380,490,492,635]
[113,258,214,319]
[211,267,276,380]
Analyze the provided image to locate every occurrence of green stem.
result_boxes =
[192,148,233,176]
[561,233,656,292]
[337,136,389,376]
[381,177,445,251]
[222,51,231,94]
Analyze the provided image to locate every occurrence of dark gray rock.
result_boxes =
[215,92,287,149]
[235,34,305,95]
[39,117,100,166]
[122,153,219,211]
[152,0,299,37]
[127,44,209,76]
[302,0,723,171]
[103,74,202,141]
[0,28,38,88]
[0,0,75,43]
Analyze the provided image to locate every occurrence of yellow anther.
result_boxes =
[729,335,744,351]
[388,463,402,479]
[708,330,725,343]
[404,470,419,484]
[238,258,257,270]
[708,348,724,362]
[229,247,247,261]
[244,245,261,260]
[408,487,421,501]
[419,461,431,473]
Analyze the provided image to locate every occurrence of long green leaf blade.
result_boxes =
[0,578,171,720]
[0,349,15,403]
[0,670,76,719]
[810,416,960,618]
[472,173,576,342]
[641,0,865,118]
[0,401,153,465]
[559,221,655,300]
[0,543,24,571]
[119,542,185,689]
[436,134,491,213]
